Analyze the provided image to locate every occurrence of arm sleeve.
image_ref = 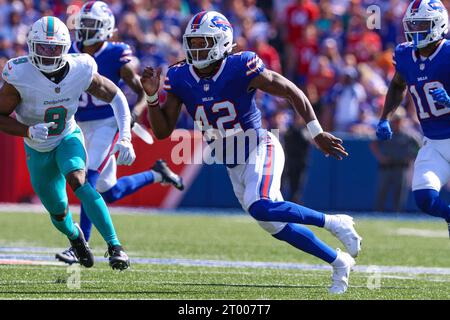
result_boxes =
[110,88,132,141]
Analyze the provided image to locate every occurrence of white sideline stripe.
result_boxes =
[0,249,450,276]
[393,228,448,238]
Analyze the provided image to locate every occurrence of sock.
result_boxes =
[331,251,347,268]
[273,223,337,263]
[75,183,120,246]
[101,171,156,203]
[50,210,79,240]
[248,199,325,227]
[414,189,450,222]
[324,215,338,231]
[80,170,100,241]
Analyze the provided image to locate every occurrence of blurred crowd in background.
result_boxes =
[0,0,448,207]
[3,0,450,135]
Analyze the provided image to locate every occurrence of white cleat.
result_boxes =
[327,214,362,258]
[329,249,355,294]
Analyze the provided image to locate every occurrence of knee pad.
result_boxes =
[414,189,439,213]
[248,199,274,221]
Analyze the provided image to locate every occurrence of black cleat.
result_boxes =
[447,222,450,239]
[106,245,130,271]
[69,224,94,268]
[55,247,79,265]
[152,159,184,190]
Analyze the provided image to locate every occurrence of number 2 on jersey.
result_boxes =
[44,106,67,136]
[409,81,450,119]
[194,101,242,134]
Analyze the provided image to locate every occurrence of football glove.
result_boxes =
[376,120,392,140]
[27,122,55,143]
[431,88,450,108]
[110,138,136,166]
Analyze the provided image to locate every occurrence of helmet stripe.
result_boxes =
[47,16,54,37]
[192,11,207,29]
[84,1,96,12]
[411,0,422,12]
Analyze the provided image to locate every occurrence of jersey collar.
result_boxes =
[412,39,446,62]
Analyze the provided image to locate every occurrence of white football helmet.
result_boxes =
[403,0,448,49]
[27,16,71,73]
[183,11,234,69]
[75,1,115,46]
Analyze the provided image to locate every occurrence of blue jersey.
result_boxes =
[164,51,266,166]
[394,40,450,139]
[69,41,132,122]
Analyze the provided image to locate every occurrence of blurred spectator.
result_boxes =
[323,66,367,132]
[0,0,444,140]
[284,0,319,79]
[370,108,421,212]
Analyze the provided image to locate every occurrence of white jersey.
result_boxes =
[2,53,98,152]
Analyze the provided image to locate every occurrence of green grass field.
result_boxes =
[0,210,449,299]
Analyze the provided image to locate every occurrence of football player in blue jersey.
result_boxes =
[56,1,184,265]
[376,0,450,237]
[141,11,362,294]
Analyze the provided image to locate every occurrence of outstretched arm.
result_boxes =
[86,72,132,141]
[380,72,408,120]
[86,73,135,165]
[249,69,348,160]
[376,72,408,140]
[140,67,183,140]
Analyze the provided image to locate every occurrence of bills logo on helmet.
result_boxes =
[210,16,232,31]
[429,0,445,11]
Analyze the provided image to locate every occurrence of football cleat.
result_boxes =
[152,159,184,191]
[69,224,94,268]
[327,214,362,258]
[55,247,79,265]
[329,249,355,294]
[106,245,130,271]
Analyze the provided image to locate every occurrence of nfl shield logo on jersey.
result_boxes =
[55,87,61,93]
[204,84,210,92]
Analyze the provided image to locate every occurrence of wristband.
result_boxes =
[145,92,159,106]
[307,120,323,139]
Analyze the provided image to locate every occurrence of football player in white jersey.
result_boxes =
[55,0,184,265]
[0,16,134,270]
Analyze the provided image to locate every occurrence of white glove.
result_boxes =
[110,138,136,166]
[27,122,55,143]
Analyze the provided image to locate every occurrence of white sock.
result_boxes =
[331,250,346,268]
[324,214,337,231]
[152,171,163,183]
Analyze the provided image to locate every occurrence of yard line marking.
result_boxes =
[1,249,450,276]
